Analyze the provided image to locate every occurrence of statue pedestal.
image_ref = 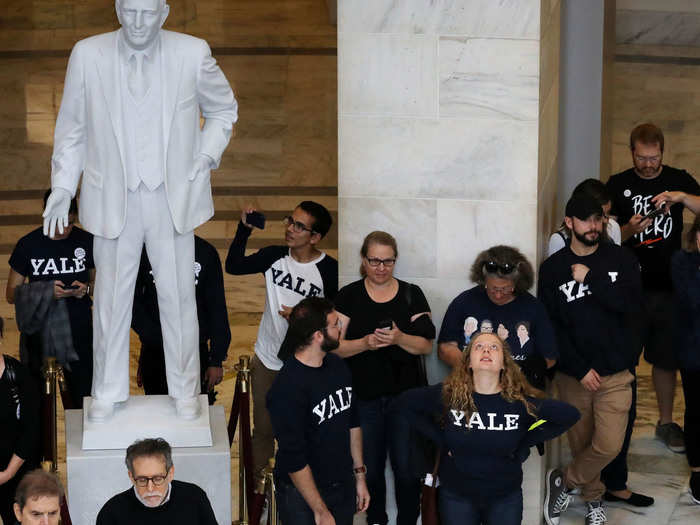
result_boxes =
[82,395,212,449]
[66,405,231,525]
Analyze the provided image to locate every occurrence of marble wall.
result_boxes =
[338,0,558,371]
[338,2,559,522]
[616,0,700,46]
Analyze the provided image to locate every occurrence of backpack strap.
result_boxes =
[2,354,22,419]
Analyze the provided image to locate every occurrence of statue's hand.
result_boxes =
[42,188,72,238]
[189,155,213,181]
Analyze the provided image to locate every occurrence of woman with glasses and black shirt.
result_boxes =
[438,246,557,390]
[332,231,436,525]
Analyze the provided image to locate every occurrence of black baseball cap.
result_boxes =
[565,192,602,220]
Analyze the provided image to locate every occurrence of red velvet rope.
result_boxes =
[40,391,54,464]
[227,375,242,446]
[59,386,75,410]
[239,392,255,516]
[228,372,262,523]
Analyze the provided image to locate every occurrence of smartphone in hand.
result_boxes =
[376,319,393,331]
[643,202,666,222]
[246,211,266,229]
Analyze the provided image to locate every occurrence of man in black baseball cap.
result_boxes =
[538,192,643,525]
[564,192,604,246]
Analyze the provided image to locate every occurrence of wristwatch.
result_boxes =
[353,465,367,475]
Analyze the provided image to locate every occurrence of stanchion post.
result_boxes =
[234,355,251,525]
[40,357,58,473]
[263,457,278,525]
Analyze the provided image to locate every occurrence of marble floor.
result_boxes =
[549,358,699,525]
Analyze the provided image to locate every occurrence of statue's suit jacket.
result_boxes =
[50,29,237,238]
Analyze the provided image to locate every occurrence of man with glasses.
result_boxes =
[225,201,337,485]
[539,193,643,525]
[267,297,369,525]
[6,190,95,407]
[96,438,216,524]
[607,123,700,454]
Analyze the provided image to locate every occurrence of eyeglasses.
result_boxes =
[283,216,315,234]
[365,257,396,267]
[487,285,514,295]
[133,474,168,487]
[474,342,501,352]
[482,261,517,275]
[634,155,661,164]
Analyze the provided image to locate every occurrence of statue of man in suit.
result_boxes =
[42,0,237,421]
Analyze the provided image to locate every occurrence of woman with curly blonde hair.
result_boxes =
[396,332,579,525]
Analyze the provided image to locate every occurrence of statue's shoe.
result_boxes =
[88,399,114,422]
[175,396,200,420]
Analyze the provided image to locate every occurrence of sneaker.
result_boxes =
[655,421,685,453]
[585,501,607,525]
[544,468,571,525]
[690,472,700,505]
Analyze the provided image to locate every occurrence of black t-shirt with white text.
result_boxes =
[607,166,700,290]
[132,236,231,366]
[9,227,94,352]
[267,353,359,486]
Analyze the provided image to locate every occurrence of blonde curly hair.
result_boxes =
[442,332,543,425]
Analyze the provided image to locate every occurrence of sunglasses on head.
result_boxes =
[482,261,517,275]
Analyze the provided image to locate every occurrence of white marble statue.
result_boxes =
[42,0,237,421]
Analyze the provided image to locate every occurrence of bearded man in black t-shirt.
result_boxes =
[607,123,700,457]
[6,190,95,406]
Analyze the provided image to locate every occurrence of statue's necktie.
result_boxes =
[128,53,148,101]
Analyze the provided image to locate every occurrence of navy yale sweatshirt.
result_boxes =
[267,353,358,486]
[396,384,579,500]
[537,243,643,380]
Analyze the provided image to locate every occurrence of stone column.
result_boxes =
[338,2,560,523]
[558,0,615,211]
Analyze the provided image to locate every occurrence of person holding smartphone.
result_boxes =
[225,201,337,485]
[332,231,435,525]
[606,123,700,455]
[5,190,95,407]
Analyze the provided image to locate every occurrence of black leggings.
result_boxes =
[680,369,700,468]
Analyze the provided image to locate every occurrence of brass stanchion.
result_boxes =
[40,357,58,473]
[231,355,254,525]
[39,357,74,525]
[263,457,278,525]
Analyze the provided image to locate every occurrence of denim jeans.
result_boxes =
[358,396,421,525]
[439,486,523,525]
[276,478,356,525]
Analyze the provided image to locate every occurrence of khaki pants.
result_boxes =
[251,354,279,481]
[555,370,633,501]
